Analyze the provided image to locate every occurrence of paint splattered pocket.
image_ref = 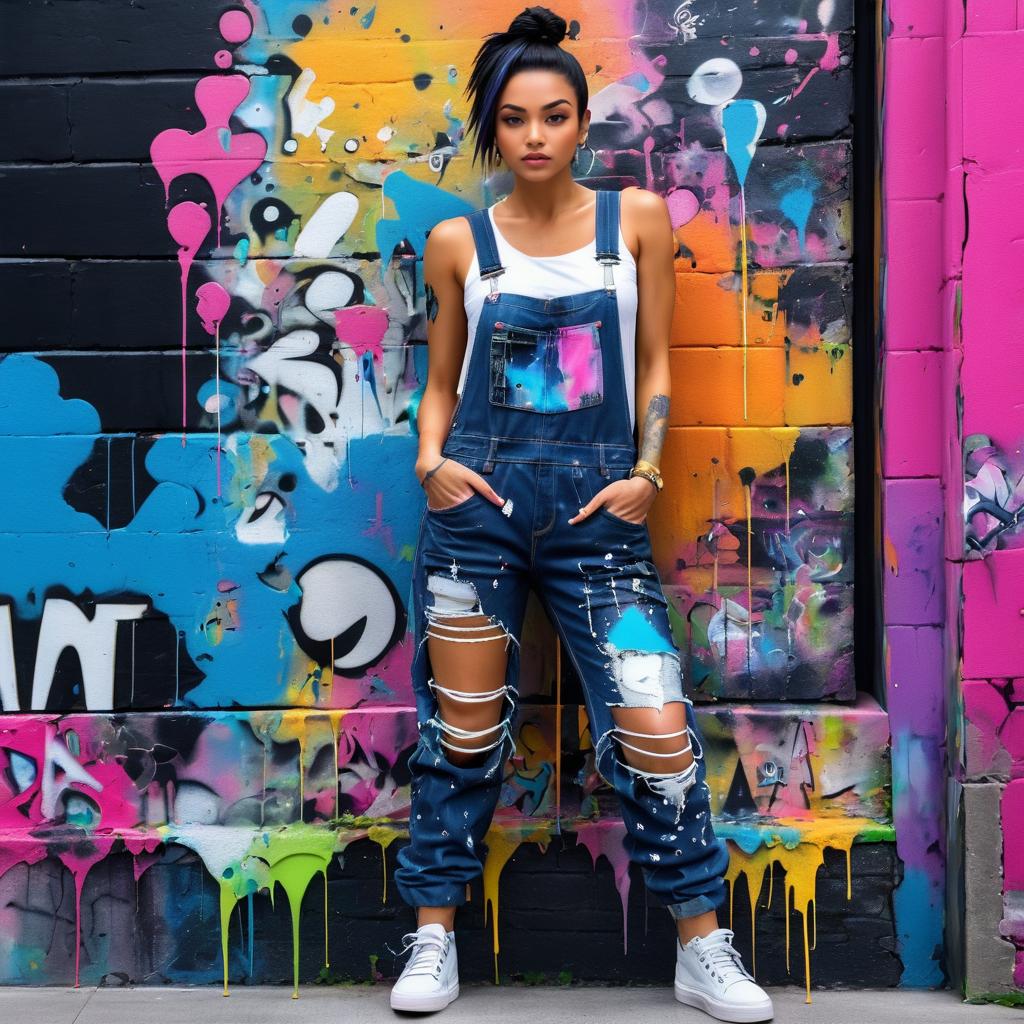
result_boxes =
[488,320,604,413]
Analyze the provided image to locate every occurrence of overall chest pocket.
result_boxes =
[488,320,604,413]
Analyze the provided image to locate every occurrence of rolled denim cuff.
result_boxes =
[664,890,724,920]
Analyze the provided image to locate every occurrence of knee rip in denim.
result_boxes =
[422,570,519,760]
[597,648,701,826]
[603,721,701,826]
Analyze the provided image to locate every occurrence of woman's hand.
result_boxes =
[568,475,657,525]
[416,455,505,511]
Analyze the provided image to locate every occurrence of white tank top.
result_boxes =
[459,201,639,431]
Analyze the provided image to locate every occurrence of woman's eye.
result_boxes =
[502,114,568,125]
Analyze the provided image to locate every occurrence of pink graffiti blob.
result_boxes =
[168,202,213,444]
[219,9,253,44]
[0,721,140,987]
[150,74,267,248]
[575,820,632,953]
[196,281,230,334]
[666,187,701,229]
[196,281,232,495]
[169,201,212,263]
[335,305,388,363]
[56,749,138,987]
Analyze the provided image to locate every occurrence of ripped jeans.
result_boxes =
[393,454,730,920]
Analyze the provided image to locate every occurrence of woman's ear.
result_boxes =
[579,109,592,143]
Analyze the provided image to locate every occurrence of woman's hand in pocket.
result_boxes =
[416,456,505,512]
[568,476,656,525]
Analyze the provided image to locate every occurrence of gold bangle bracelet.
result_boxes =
[631,469,660,490]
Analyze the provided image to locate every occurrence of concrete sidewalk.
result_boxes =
[0,985,1019,1024]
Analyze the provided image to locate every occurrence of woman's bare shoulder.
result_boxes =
[425,214,477,288]
[619,185,670,223]
[618,186,671,259]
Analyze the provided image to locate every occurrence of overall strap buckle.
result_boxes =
[599,258,617,292]
[594,189,621,293]
[466,209,505,300]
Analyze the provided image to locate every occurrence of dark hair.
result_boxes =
[464,6,588,170]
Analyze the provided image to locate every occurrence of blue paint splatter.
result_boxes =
[780,187,815,253]
[376,172,474,283]
[607,606,675,655]
[0,355,423,708]
[722,99,763,187]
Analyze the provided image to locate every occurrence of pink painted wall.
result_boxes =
[886,0,1024,998]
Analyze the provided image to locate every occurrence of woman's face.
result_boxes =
[493,68,589,178]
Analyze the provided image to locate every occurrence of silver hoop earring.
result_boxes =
[573,140,596,177]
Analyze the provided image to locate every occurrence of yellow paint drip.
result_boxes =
[744,481,753,668]
[482,825,550,985]
[331,715,340,820]
[785,453,791,536]
[323,869,330,970]
[255,711,347,823]
[367,824,402,904]
[722,825,859,1004]
[739,188,750,420]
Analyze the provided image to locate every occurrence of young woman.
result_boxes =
[390,8,773,1022]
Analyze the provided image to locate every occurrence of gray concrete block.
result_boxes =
[962,782,1017,997]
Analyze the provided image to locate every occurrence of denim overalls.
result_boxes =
[394,189,730,921]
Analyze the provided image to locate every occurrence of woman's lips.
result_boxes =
[523,155,550,162]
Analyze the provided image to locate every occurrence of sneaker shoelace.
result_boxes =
[699,938,755,986]
[398,931,448,979]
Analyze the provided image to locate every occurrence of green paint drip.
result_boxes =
[173,826,335,1000]
[261,830,337,999]
[274,852,329,998]
[219,879,236,996]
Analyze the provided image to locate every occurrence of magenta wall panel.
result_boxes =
[963,549,1024,679]
[883,200,944,352]
[882,351,944,477]
[883,36,946,201]
[884,478,945,625]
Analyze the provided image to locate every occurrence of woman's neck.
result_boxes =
[496,176,593,224]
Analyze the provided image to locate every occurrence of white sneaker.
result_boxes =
[674,927,774,1022]
[389,922,459,1012]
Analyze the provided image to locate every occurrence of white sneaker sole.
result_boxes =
[674,980,773,1023]
[390,980,460,1012]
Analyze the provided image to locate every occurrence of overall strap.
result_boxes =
[594,189,621,292]
[465,207,505,296]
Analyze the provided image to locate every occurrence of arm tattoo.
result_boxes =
[638,393,669,466]
[425,282,439,322]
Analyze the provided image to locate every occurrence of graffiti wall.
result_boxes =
[0,0,939,996]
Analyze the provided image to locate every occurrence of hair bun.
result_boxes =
[507,6,567,45]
